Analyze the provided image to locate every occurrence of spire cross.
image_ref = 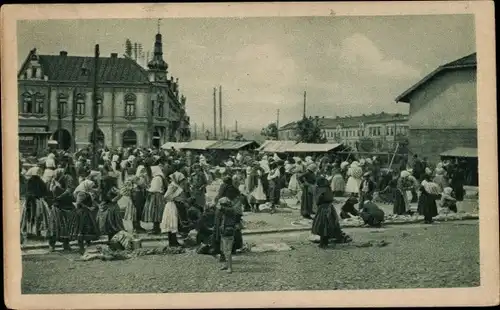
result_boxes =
[157,19,161,33]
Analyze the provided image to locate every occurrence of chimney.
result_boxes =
[60,51,68,56]
[110,53,118,58]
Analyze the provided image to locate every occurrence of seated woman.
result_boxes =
[311,177,352,248]
[359,194,385,228]
[339,195,359,219]
[440,187,458,213]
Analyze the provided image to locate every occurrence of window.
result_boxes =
[34,92,44,114]
[57,93,68,118]
[124,93,136,118]
[157,95,165,117]
[76,93,86,116]
[95,94,103,117]
[22,92,33,113]
[31,68,37,78]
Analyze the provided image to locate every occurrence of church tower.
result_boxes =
[147,20,168,83]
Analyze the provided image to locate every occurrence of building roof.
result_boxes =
[182,140,218,150]
[395,53,477,103]
[207,140,259,150]
[279,113,408,131]
[257,140,298,153]
[18,49,150,84]
[286,142,343,153]
[440,147,478,158]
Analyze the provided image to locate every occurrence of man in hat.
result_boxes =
[358,171,376,210]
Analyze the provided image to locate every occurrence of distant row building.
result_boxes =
[17,29,190,154]
[278,112,409,151]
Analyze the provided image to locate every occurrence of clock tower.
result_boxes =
[147,22,168,83]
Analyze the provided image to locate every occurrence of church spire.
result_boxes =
[147,19,168,72]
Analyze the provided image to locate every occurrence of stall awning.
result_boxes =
[207,140,259,150]
[440,147,478,158]
[286,143,343,153]
[257,140,298,153]
[181,140,218,150]
[161,142,188,150]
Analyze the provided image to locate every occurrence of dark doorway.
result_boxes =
[152,131,160,148]
[122,130,137,148]
[52,129,73,150]
[89,129,105,149]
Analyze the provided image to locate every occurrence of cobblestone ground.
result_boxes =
[22,220,479,294]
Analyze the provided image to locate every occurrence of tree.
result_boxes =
[125,39,133,58]
[260,123,279,140]
[294,116,327,143]
[356,137,375,152]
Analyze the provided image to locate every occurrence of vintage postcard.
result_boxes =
[2,2,498,309]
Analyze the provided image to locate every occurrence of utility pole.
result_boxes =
[303,90,307,118]
[194,123,198,139]
[276,109,280,129]
[71,89,76,152]
[201,123,205,139]
[92,44,100,170]
[213,87,217,139]
[235,120,238,132]
[219,85,223,138]
[57,97,63,149]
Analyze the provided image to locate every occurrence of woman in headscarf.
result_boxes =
[129,165,148,233]
[21,166,50,240]
[161,171,188,247]
[248,162,267,212]
[213,175,244,262]
[216,197,242,273]
[433,167,449,193]
[267,161,282,212]
[96,178,125,241]
[42,153,57,184]
[142,165,166,235]
[419,175,441,224]
[298,163,318,219]
[311,177,352,248]
[189,163,207,211]
[47,168,76,251]
[345,161,363,197]
[330,163,346,197]
[288,158,304,205]
[393,170,413,215]
[440,187,458,213]
[259,155,271,202]
[70,180,100,254]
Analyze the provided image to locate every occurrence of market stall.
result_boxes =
[440,147,478,186]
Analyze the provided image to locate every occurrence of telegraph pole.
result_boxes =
[303,90,307,118]
[235,120,238,132]
[276,109,280,130]
[92,44,100,169]
[71,89,76,152]
[57,98,63,149]
[213,87,217,139]
[219,85,223,138]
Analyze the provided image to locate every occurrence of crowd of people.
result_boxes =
[19,146,469,272]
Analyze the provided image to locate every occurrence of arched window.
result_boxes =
[124,93,136,118]
[57,93,68,118]
[95,94,103,117]
[34,92,44,114]
[157,95,165,117]
[76,93,86,116]
[122,129,137,147]
[22,92,33,114]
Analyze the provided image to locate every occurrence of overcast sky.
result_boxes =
[17,15,475,131]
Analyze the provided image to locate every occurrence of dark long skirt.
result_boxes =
[142,192,164,223]
[21,196,51,237]
[261,174,270,200]
[451,183,465,201]
[419,192,439,222]
[300,186,314,218]
[131,188,146,222]
[192,189,206,209]
[268,180,281,205]
[393,188,408,215]
[69,205,100,242]
[48,205,76,243]
[311,203,342,238]
[96,203,125,237]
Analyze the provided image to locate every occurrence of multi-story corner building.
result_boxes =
[17,29,190,154]
[278,112,409,151]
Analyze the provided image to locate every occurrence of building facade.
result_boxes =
[395,53,477,163]
[17,30,190,154]
[278,112,409,151]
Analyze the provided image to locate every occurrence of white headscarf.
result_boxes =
[112,155,119,162]
[340,161,349,170]
[150,165,164,178]
[74,180,96,197]
[25,166,40,178]
[128,155,135,162]
[148,166,165,193]
[400,170,410,179]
